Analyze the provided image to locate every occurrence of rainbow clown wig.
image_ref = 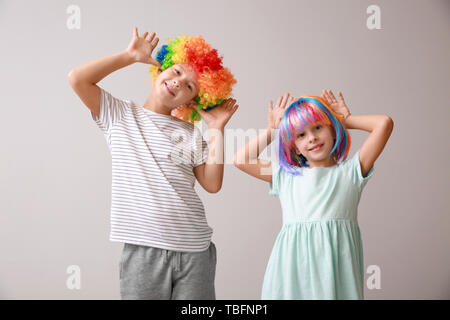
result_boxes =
[149,35,236,123]
[277,96,351,175]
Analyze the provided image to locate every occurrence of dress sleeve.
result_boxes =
[90,87,129,136]
[344,150,375,191]
[192,125,209,167]
[269,158,282,197]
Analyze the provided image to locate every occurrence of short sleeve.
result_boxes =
[192,125,209,167]
[344,150,374,191]
[269,159,282,197]
[268,139,286,196]
[91,87,129,135]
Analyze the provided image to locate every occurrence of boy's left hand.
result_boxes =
[197,99,239,129]
[321,89,351,122]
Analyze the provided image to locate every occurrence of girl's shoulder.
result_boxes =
[339,150,375,190]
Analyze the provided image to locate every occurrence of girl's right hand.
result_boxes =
[267,93,295,130]
[126,27,161,67]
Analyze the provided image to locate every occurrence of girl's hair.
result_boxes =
[149,35,237,123]
[277,96,351,175]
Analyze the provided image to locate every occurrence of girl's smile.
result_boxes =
[294,121,336,167]
[309,143,323,152]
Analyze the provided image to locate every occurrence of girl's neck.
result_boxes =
[307,156,337,168]
[143,92,172,116]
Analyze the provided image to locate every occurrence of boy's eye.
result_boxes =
[187,84,192,91]
[175,69,181,74]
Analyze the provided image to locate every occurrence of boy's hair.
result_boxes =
[149,35,236,123]
[277,96,351,175]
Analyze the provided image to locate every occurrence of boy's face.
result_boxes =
[154,64,200,109]
[293,121,336,164]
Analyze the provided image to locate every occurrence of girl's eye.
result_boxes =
[187,84,192,91]
[175,69,180,74]
[315,125,321,130]
[298,133,305,138]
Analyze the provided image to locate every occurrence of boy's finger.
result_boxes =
[134,27,139,38]
[268,100,273,111]
[142,31,148,39]
[150,59,161,67]
[151,37,159,48]
[338,91,345,102]
[148,32,156,42]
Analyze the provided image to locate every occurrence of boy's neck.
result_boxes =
[143,92,172,116]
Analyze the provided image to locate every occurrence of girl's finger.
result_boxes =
[268,100,273,111]
[275,96,283,109]
[328,90,338,103]
[321,89,328,102]
[280,93,290,109]
[134,27,139,38]
[338,91,345,103]
[322,89,330,102]
[142,31,149,39]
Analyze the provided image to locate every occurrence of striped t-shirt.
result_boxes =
[91,87,212,252]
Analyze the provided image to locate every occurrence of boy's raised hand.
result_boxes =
[321,89,351,121]
[126,27,161,67]
[196,99,239,129]
[268,93,295,130]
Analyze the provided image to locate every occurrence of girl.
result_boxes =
[233,90,393,299]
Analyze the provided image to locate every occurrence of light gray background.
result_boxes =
[0,0,449,299]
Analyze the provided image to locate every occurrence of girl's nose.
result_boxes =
[308,134,317,143]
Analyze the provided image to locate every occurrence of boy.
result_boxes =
[68,27,237,299]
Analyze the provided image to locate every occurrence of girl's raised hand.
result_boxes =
[321,89,351,121]
[268,93,295,130]
[126,27,161,67]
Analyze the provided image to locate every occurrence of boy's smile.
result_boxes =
[154,64,199,109]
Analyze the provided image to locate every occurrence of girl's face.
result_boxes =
[154,63,200,108]
[293,121,336,167]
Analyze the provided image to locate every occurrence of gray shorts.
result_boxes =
[119,242,217,300]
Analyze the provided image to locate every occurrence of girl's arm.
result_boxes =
[193,99,239,193]
[322,90,394,177]
[344,114,394,177]
[233,93,295,183]
[68,27,160,117]
[233,127,274,183]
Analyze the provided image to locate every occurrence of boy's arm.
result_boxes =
[68,27,160,117]
[193,99,238,193]
[68,51,135,117]
[344,114,394,177]
[193,127,225,193]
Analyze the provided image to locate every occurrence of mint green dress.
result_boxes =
[262,150,374,300]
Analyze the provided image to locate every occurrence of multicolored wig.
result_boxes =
[277,96,351,175]
[149,35,236,123]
